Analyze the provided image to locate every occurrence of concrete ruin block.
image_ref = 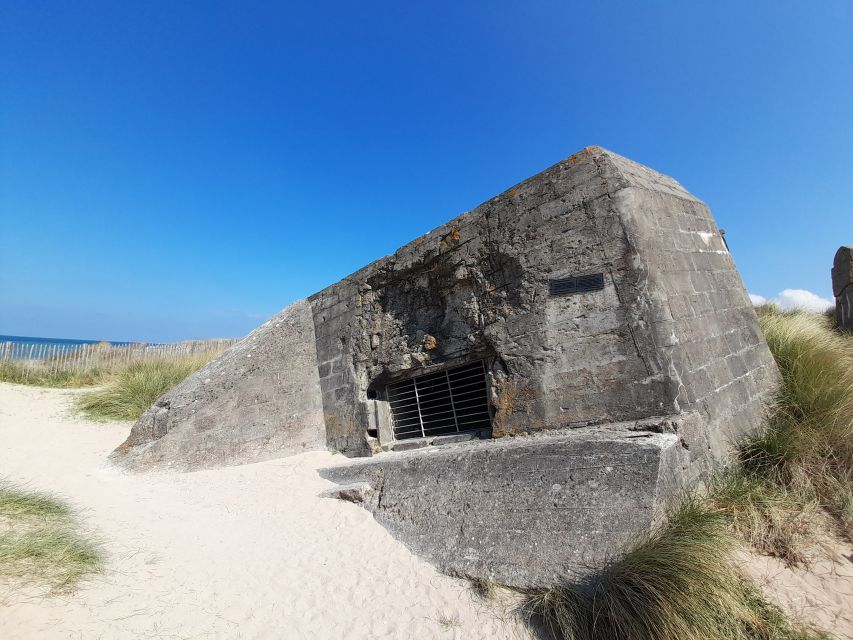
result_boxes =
[832,246,853,331]
[111,299,326,470]
[307,147,778,475]
[112,146,780,585]
[320,423,693,587]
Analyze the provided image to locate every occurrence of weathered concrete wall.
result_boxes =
[605,157,779,476]
[114,147,774,475]
[310,149,673,457]
[312,148,778,586]
[321,419,692,587]
[112,300,325,470]
[309,147,777,473]
[832,246,853,331]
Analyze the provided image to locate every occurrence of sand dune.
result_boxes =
[743,546,853,639]
[2,382,851,639]
[0,383,527,640]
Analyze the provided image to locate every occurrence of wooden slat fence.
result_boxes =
[0,339,238,375]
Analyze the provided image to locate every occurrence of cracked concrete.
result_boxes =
[112,146,778,585]
[320,422,693,587]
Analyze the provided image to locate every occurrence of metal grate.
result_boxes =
[386,360,492,440]
[549,272,605,296]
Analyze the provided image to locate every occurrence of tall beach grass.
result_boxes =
[0,361,108,388]
[0,343,225,422]
[0,339,234,391]
[744,308,853,533]
[77,353,218,421]
[0,482,102,592]
[520,497,826,640]
[708,465,823,566]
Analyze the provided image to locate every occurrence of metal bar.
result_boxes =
[412,376,425,439]
[392,404,456,420]
[457,404,490,418]
[443,376,486,390]
[387,387,416,399]
[387,406,426,420]
[389,368,482,397]
[390,382,451,402]
[452,403,491,417]
[445,369,460,433]
[442,386,487,402]
[388,359,492,441]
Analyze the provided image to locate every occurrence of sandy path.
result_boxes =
[743,546,853,639]
[0,383,527,640]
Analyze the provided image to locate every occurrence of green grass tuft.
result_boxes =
[0,481,102,592]
[745,311,853,532]
[469,575,500,601]
[77,354,217,421]
[0,361,108,388]
[0,484,72,520]
[520,496,826,640]
[709,466,823,566]
[436,613,461,630]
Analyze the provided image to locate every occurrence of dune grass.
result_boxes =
[504,308,850,639]
[0,361,108,388]
[0,482,102,592]
[708,466,822,566]
[695,307,852,567]
[0,346,223,422]
[520,497,826,640]
[77,354,216,421]
[743,308,853,534]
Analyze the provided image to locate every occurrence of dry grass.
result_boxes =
[77,353,217,421]
[0,361,108,388]
[709,467,825,566]
[469,575,500,601]
[745,309,853,534]
[520,497,826,640]
[436,613,462,630]
[0,345,225,423]
[0,482,102,592]
[0,341,231,394]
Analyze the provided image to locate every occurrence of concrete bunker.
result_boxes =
[112,146,779,586]
[362,270,610,450]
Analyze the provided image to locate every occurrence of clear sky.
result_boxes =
[1,1,851,343]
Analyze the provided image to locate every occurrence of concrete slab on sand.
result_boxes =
[111,300,326,471]
[321,421,691,587]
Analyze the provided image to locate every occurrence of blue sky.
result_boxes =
[1,1,851,342]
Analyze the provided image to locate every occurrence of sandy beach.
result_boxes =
[0,383,526,640]
[1,382,851,640]
[743,547,853,638]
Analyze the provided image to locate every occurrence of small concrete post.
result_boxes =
[831,246,853,331]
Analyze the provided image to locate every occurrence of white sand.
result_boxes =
[0,383,527,640]
[3,383,852,640]
[743,544,853,639]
